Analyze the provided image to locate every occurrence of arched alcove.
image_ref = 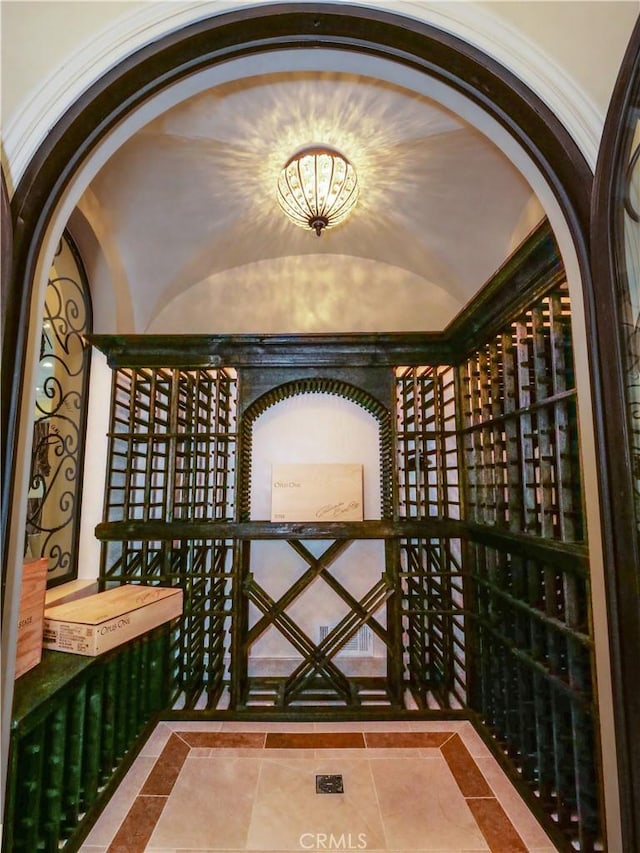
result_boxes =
[240,377,393,521]
[247,390,385,678]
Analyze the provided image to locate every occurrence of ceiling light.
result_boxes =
[277,146,359,236]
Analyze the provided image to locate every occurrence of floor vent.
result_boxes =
[316,774,344,794]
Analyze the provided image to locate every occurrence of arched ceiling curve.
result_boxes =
[77,65,542,334]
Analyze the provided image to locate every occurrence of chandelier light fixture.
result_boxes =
[277,145,359,236]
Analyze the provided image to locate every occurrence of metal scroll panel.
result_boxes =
[25,234,92,583]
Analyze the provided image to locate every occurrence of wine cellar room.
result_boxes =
[2,4,639,853]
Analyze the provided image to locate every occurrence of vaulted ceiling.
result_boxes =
[73,61,543,334]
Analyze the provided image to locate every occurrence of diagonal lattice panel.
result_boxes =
[246,539,352,646]
[283,576,394,704]
[244,574,353,702]
[286,539,390,647]
[243,538,393,704]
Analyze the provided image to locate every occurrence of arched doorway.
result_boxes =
[2,4,634,848]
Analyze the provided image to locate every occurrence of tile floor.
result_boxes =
[79,720,558,853]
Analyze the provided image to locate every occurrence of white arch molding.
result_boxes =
[0,4,621,848]
[1,0,603,192]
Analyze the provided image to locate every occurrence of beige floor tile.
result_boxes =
[81,721,558,853]
[407,720,468,732]
[82,755,157,846]
[188,747,212,757]
[417,749,450,759]
[311,748,370,759]
[527,848,559,852]
[259,752,329,770]
[366,748,424,758]
[246,756,388,851]
[220,721,315,732]
[148,756,261,849]
[261,747,312,759]
[475,756,558,850]
[455,723,494,759]
[145,848,179,852]
[370,756,489,851]
[140,723,174,757]
[184,747,268,757]
[312,720,411,732]
[163,720,223,732]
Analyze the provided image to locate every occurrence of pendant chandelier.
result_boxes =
[277,146,359,236]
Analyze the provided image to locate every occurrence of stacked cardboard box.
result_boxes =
[45,578,98,608]
[15,557,48,678]
[43,584,183,656]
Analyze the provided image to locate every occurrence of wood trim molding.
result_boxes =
[590,17,640,852]
[89,332,454,369]
[446,220,564,353]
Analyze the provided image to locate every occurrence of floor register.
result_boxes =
[43,584,183,656]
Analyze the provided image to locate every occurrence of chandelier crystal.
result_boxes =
[277,146,359,236]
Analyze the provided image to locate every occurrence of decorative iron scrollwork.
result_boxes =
[26,234,92,583]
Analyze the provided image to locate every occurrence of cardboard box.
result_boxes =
[43,584,183,656]
[15,557,48,679]
[45,578,98,608]
[271,463,363,522]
